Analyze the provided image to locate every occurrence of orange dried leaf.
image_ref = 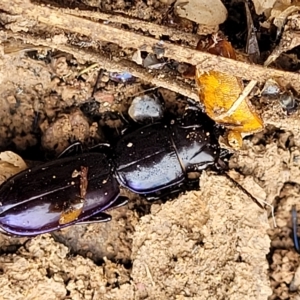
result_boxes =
[195,36,263,139]
[198,38,236,59]
[227,130,243,150]
[59,198,84,225]
[59,166,88,225]
[196,69,263,133]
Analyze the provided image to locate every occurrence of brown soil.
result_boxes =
[0,0,300,299]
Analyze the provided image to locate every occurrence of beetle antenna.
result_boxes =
[292,205,300,253]
[223,172,263,209]
[223,171,277,227]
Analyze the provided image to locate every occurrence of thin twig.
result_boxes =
[1,0,300,92]
[60,7,200,45]
[2,32,199,101]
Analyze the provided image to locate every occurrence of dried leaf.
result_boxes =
[195,37,263,149]
[59,166,88,225]
[59,198,84,225]
[196,70,263,132]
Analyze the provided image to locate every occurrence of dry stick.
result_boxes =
[61,7,200,45]
[2,0,300,92]
[3,32,199,101]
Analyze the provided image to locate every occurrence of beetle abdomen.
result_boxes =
[0,153,119,235]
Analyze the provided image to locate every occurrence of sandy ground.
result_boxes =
[0,0,300,299]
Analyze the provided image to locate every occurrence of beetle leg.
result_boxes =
[292,205,300,253]
[106,196,129,209]
[58,142,111,158]
[76,212,112,224]
[144,180,199,201]
[75,196,128,225]
[58,141,84,158]
[88,143,111,152]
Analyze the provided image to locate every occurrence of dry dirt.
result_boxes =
[0,1,300,300]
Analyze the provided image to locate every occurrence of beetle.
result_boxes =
[292,206,300,253]
[0,95,232,236]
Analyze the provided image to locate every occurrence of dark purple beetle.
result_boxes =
[292,206,300,253]
[0,96,220,236]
